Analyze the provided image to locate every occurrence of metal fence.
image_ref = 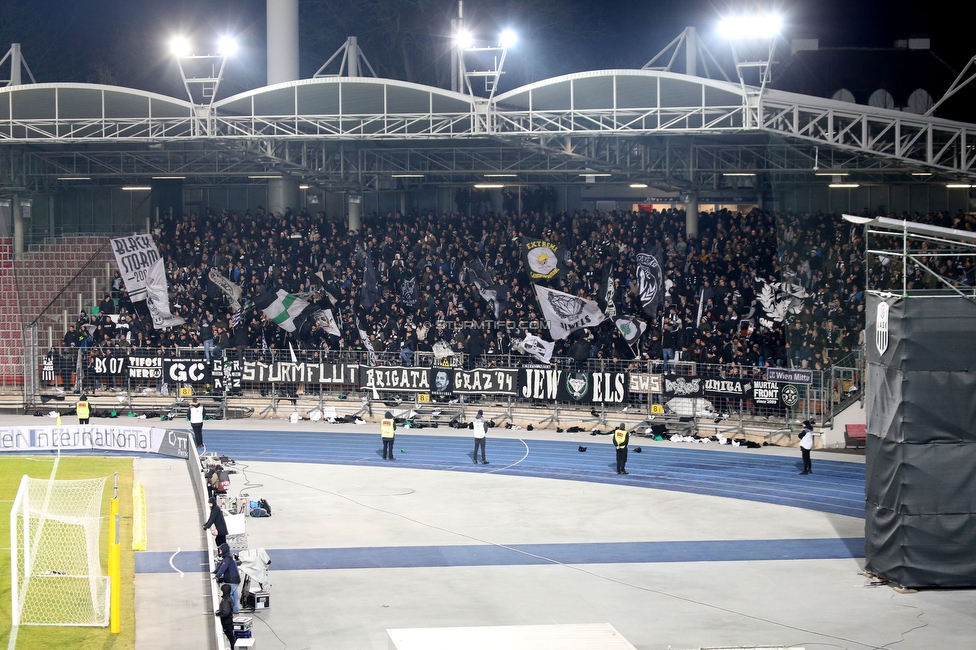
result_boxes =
[24,340,865,428]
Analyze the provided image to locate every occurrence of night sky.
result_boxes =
[0,0,967,99]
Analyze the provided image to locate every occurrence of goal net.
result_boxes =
[9,475,110,627]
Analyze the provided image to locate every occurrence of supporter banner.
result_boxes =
[519,369,627,403]
[703,377,750,398]
[628,373,662,394]
[163,359,211,384]
[212,359,243,392]
[90,355,128,375]
[766,368,814,384]
[111,235,183,329]
[750,379,782,405]
[128,356,163,379]
[452,369,519,395]
[663,374,704,398]
[0,425,190,459]
[360,367,430,392]
[430,368,453,396]
[111,235,159,302]
[243,361,358,385]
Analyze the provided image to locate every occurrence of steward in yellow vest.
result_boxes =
[76,395,91,424]
[381,411,396,460]
[613,424,629,475]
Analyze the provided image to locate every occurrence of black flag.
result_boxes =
[598,266,617,318]
[361,252,379,310]
[635,244,664,317]
[398,276,419,308]
[467,257,509,319]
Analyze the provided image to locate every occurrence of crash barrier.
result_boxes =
[31,347,864,426]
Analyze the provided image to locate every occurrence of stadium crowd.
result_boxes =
[59,201,976,376]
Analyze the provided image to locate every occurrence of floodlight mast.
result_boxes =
[456,34,516,101]
[170,37,235,135]
[718,14,782,127]
[0,43,37,87]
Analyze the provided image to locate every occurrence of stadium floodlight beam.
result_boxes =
[717,14,782,40]
[719,12,781,124]
[499,29,517,48]
[169,36,191,58]
[217,36,238,57]
[456,29,474,50]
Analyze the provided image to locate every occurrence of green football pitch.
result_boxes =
[0,456,135,650]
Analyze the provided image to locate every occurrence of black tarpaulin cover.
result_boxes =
[865,295,976,587]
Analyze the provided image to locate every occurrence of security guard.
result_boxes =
[76,394,91,425]
[381,410,396,460]
[613,423,629,475]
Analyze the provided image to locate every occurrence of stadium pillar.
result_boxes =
[12,192,23,260]
[267,0,299,85]
[10,43,22,86]
[348,194,362,232]
[685,192,699,239]
[268,177,300,218]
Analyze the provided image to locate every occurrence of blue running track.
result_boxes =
[202,430,866,519]
[136,430,867,574]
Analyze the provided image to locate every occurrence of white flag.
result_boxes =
[519,333,555,364]
[614,316,647,344]
[356,319,378,367]
[313,309,341,337]
[146,257,184,329]
[532,284,606,340]
[208,268,242,310]
[111,234,183,328]
[432,341,455,361]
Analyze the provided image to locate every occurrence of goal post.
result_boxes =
[10,474,111,627]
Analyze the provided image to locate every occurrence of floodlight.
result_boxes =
[499,30,517,48]
[217,36,238,57]
[718,14,782,40]
[456,29,474,49]
[630,183,648,188]
[169,36,191,57]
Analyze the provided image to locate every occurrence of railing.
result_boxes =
[24,345,861,428]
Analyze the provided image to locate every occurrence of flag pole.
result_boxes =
[695,286,705,328]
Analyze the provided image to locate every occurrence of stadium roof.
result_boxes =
[2,69,975,191]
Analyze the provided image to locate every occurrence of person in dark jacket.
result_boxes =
[203,496,228,547]
[215,583,237,649]
[213,542,241,613]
